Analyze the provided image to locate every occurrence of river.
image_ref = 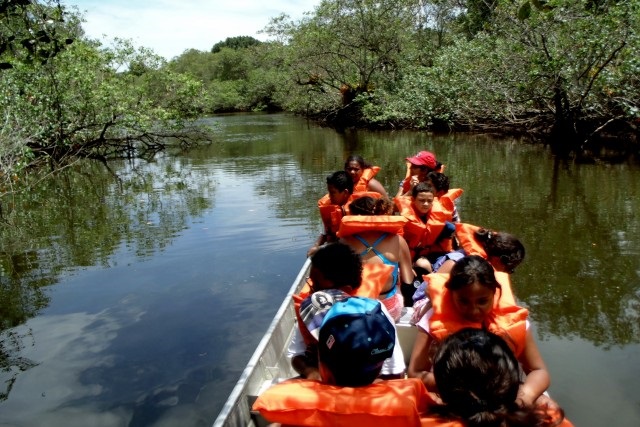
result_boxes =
[0,113,638,427]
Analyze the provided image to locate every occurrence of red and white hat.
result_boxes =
[406,151,437,169]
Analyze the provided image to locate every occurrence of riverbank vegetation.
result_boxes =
[171,0,640,158]
[1,0,210,194]
[2,0,640,192]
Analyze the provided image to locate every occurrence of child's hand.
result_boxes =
[535,394,560,412]
[515,386,537,408]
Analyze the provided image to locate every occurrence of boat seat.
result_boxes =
[396,307,417,366]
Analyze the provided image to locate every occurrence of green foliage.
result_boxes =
[0,34,210,190]
[211,35,262,53]
[207,79,245,111]
[168,41,290,113]
[263,0,422,115]
[455,0,498,39]
[167,49,218,83]
[360,0,640,144]
[5,0,636,160]
[0,0,79,69]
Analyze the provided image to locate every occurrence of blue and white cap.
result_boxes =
[318,297,395,387]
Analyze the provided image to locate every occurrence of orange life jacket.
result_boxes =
[252,377,574,427]
[293,263,394,347]
[353,166,381,193]
[318,191,382,239]
[426,271,528,358]
[252,377,429,427]
[336,215,409,299]
[454,222,487,258]
[394,189,462,258]
[336,215,407,238]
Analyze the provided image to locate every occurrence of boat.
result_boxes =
[212,257,418,427]
[212,259,575,427]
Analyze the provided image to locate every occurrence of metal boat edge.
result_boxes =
[212,258,311,427]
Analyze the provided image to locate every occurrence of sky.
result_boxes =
[65,0,319,60]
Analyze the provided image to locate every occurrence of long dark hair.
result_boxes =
[475,229,525,273]
[432,328,563,427]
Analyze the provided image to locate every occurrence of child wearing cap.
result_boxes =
[317,296,399,386]
[395,151,443,198]
[288,243,405,381]
[254,296,426,426]
[292,291,405,385]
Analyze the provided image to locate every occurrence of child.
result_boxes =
[308,170,385,257]
[344,155,388,198]
[253,297,426,427]
[395,183,436,269]
[431,328,570,427]
[308,171,354,257]
[289,243,405,381]
[426,171,460,223]
[408,255,551,409]
[395,182,460,287]
[316,296,398,386]
[395,151,443,198]
[432,223,525,274]
[338,196,414,320]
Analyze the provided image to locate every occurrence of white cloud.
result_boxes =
[66,0,318,60]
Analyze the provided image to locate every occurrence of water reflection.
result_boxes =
[0,158,216,402]
[0,113,639,426]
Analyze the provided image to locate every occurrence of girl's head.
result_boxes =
[344,155,370,183]
[406,151,441,180]
[310,242,362,291]
[433,328,548,427]
[349,196,393,216]
[475,229,525,273]
[446,256,501,323]
[411,182,435,215]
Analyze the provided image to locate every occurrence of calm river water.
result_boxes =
[0,113,639,427]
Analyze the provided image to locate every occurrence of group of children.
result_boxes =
[254,151,571,427]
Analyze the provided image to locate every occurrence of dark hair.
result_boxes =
[427,172,450,193]
[326,170,354,194]
[311,242,362,290]
[433,328,559,427]
[412,182,436,199]
[475,229,525,273]
[344,155,371,170]
[349,196,393,216]
[446,255,501,295]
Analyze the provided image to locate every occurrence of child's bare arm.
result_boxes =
[408,328,437,391]
[517,329,551,407]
